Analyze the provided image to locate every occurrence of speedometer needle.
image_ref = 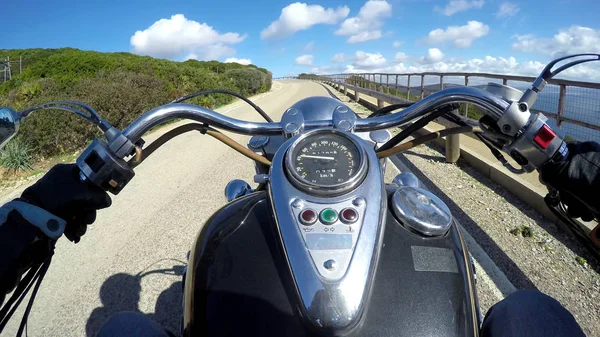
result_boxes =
[300,154,335,160]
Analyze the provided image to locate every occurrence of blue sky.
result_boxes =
[4,0,600,78]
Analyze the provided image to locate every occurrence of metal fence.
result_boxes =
[314,73,600,142]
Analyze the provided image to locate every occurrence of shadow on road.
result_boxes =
[404,143,600,275]
[86,264,185,337]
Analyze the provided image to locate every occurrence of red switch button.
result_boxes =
[299,209,317,225]
[533,125,556,149]
[340,208,358,224]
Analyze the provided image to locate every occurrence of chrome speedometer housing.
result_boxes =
[285,129,368,196]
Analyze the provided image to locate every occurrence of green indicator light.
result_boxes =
[320,209,338,224]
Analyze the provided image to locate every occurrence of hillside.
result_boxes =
[0,48,272,158]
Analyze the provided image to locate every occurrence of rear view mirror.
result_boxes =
[0,108,20,150]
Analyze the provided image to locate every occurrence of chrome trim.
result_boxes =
[391,186,453,237]
[332,104,356,131]
[119,87,510,142]
[285,129,368,197]
[122,103,284,142]
[224,179,251,202]
[281,108,304,138]
[269,130,386,333]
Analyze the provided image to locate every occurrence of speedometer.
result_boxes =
[285,130,367,196]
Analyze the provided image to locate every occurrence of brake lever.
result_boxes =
[520,53,600,107]
[20,101,112,132]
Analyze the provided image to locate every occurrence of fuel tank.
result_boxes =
[183,188,478,337]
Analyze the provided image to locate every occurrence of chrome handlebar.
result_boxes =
[122,86,511,143]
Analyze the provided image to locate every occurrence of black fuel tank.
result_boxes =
[183,190,478,337]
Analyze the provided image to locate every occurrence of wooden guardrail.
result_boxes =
[322,72,600,133]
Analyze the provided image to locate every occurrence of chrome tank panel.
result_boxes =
[182,189,478,337]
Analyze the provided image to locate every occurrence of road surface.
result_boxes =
[4,80,507,336]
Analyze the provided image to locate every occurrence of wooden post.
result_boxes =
[407,75,411,100]
[344,85,348,96]
[503,78,508,85]
[386,74,390,94]
[377,86,385,109]
[557,85,567,127]
[439,75,444,90]
[445,134,460,163]
[464,76,470,117]
[395,75,399,96]
[354,90,360,102]
[420,75,425,99]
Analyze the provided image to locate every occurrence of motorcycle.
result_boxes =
[0,54,597,337]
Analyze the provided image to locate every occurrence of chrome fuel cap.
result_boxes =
[391,187,452,236]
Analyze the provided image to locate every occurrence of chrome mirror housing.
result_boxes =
[224,179,251,202]
[0,108,21,149]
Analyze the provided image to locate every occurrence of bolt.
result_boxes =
[47,219,59,232]
[292,199,304,209]
[285,123,298,133]
[502,124,512,133]
[337,120,352,131]
[518,102,528,112]
[353,197,365,207]
[336,106,349,113]
[324,259,337,270]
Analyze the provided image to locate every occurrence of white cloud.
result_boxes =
[295,54,314,66]
[225,57,252,65]
[335,0,392,43]
[421,48,445,63]
[330,51,600,81]
[393,40,403,48]
[309,65,345,74]
[353,51,386,68]
[331,53,346,63]
[423,21,489,48]
[261,3,349,40]
[434,0,484,16]
[348,30,382,43]
[512,26,600,57]
[304,41,314,51]
[496,2,520,18]
[130,14,246,60]
[394,52,408,63]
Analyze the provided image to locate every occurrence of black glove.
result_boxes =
[540,141,600,221]
[19,164,112,242]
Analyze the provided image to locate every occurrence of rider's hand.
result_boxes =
[19,164,112,243]
[539,141,600,221]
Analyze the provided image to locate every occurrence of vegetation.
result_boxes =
[576,256,587,267]
[298,73,321,80]
[0,138,34,173]
[510,225,534,238]
[0,48,272,160]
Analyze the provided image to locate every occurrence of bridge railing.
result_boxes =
[315,72,600,142]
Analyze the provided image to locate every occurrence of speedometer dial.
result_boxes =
[286,130,367,195]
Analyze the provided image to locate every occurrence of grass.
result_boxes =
[0,139,34,173]
[510,225,534,238]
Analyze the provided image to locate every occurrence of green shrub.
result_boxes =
[0,48,274,158]
[0,139,34,172]
[226,68,267,96]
